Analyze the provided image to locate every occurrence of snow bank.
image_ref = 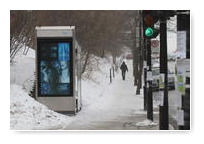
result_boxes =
[10,48,35,94]
[10,48,72,130]
[10,46,115,130]
[81,56,112,108]
[135,119,157,127]
[10,84,71,130]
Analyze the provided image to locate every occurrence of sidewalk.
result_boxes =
[65,60,171,130]
[65,109,175,130]
[65,113,160,130]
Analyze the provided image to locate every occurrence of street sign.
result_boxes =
[151,40,159,48]
[147,71,153,81]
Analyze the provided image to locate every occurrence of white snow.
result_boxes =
[10,47,119,130]
[10,47,146,130]
[10,47,35,94]
[135,119,157,127]
[10,48,73,130]
[10,84,71,130]
[81,56,113,108]
[63,60,145,129]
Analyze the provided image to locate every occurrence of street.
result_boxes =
[152,61,182,129]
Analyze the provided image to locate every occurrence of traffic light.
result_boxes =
[143,10,159,39]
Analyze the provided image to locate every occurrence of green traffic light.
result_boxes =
[145,27,154,37]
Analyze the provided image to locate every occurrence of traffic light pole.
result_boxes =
[143,38,147,111]
[177,11,190,130]
[147,38,153,121]
[159,14,169,130]
[142,10,160,121]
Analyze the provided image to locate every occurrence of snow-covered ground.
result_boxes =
[67,56,160,130]
[10,48,74,130]
[10,48,119,130]
[64,59,145,129]
[10,47,156,130]
[10,84,71,130]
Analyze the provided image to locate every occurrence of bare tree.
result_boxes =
[10,10,139,79]
[10,10,44,63]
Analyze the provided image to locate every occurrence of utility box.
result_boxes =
[35,26,81,114]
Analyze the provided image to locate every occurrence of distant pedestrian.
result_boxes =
[120,61,128,80]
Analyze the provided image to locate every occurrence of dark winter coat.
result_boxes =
[120,62,128,72]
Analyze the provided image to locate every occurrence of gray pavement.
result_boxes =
[64,108,175,130]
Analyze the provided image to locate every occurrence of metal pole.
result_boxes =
[143,68,147,110]
[110,68,112,83]
[113,66,115,78]
[147,38,153,121]
[143,39,147,111]
[159,13,169,130]
[177,11,190,130]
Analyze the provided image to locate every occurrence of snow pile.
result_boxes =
[10,47,115,130]
[135,119,157,127]
[10,48,72,130]
[81,56,112,108]
[82,55,112,83]
[11,46,143,130]
[10,84,71,130]
[133,110,159,115]
[10,48,35,94]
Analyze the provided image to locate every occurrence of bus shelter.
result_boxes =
[35,26,81,114]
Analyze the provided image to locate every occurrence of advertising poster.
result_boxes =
[176,60,186,95]
[38,40,72,96]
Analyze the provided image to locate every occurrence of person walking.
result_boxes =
[120,61,128,80]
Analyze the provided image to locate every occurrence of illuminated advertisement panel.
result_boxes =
[37,38,73,96]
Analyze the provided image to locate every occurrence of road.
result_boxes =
[153,61,182,129]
